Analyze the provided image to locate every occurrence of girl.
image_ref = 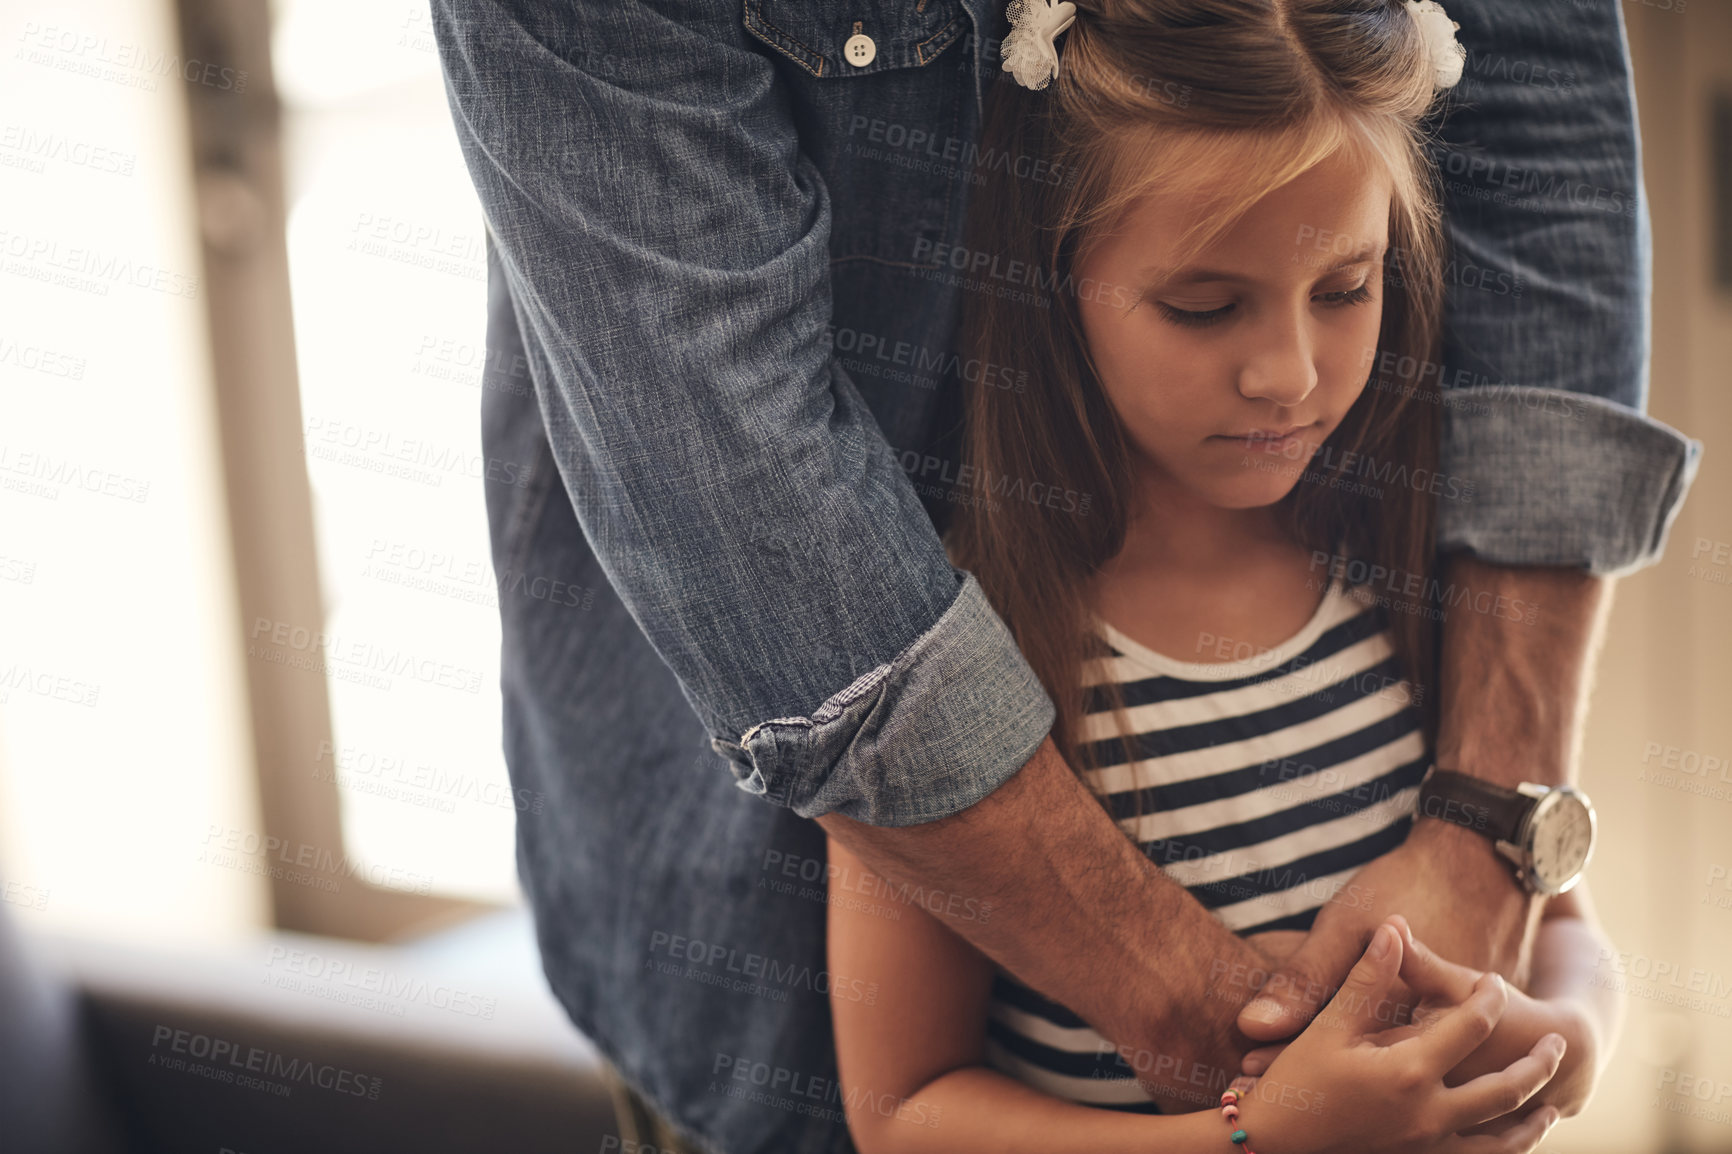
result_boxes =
[826,0,1623,1151]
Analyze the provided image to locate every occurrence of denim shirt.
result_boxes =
[430,1,1702,1151]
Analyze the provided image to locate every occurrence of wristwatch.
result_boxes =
[1413,764,1597,896]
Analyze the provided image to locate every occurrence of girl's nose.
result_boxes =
[1236,317,1319,408]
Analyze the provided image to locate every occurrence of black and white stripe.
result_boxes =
[983,576,1428,1110]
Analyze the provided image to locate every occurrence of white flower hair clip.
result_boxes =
[1001,0,1078,91]
[1403,0,1466,91]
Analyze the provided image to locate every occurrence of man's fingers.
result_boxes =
[1237,919,1375,1041]
[1411,969,1511,1072]
[1439,1032,1565,1131]
[1240,1041,1289,1077]
[1245,929,1308,964]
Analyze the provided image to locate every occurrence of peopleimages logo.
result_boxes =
[16,22,250,91]
[199,825,435,895]
[909,238,1136,309]
[645,930,878,1005]
[1308,551,1539,626]
[822,323,1027,393]
[845,115,1080,188]
[761,848,993,923]
[878,445,1093,517]
[263,946,498,1020]
[1589,950,1732,1018]
[709,1053,943,1129]
[1254,440,1475,503]
[148,1024,381,1099]
[1654,1069,1732,1127]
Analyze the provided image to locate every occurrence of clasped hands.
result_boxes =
[1223,834,1600,1147]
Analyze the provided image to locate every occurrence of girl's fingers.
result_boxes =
[1439,1033,1566,1131]
[1411,969,1510,1071]
[1316,920,1405,1035]
[1437,1105,1561,1154]
[1391,916,1483,1004]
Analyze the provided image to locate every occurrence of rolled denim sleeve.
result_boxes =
[1429,0,1703,577]
[429,1,1053,826]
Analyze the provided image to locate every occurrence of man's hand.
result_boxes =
[1236,816,1541,1045]
[1243,929,1307,964]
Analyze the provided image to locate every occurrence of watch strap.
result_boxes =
[1415,766,1532,845]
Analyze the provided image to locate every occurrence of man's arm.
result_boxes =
[431,0,1267,1098]
[820,737,1271,1110]
[1239,0,1701,1040]
[431,0,1048,830]
[1417,557,1618,988]
[1239,559,1615,1039]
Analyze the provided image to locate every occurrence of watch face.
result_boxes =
[1528,791,1595,892]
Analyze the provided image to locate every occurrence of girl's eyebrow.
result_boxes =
[1143,242,1384,286]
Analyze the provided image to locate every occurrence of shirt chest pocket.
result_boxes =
[742,0,977,265]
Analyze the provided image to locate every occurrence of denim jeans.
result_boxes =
[431,0,1703,1150]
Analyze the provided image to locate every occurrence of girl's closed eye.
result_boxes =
[1154,280,1376,328]
[1155,299,1235,328]
[1320,282,1376,307]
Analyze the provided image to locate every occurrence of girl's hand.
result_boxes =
[1244,918,1600,1126]
[1390,924,1600,1123]
[1233,918,1565,1154]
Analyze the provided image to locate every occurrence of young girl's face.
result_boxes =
[1074,144,1392,512]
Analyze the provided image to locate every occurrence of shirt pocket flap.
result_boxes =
[743,0,969,77]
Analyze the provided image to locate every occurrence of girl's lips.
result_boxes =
[1213,428,1310,451]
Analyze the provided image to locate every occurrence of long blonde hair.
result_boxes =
[945,0,1451,808]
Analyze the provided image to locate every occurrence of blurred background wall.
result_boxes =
[0,0,1727,1150]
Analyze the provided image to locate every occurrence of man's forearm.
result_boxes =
[1235,554,1621,1041]
[1425,552,1617,983]
[1434,553,1615,789]
[815,735,1265,1108]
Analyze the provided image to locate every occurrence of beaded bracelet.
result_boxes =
[1219,1088,1259,1153]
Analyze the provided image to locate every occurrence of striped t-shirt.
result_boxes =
[982,573,1429,1111]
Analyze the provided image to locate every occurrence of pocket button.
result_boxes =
[843,32,877,67]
